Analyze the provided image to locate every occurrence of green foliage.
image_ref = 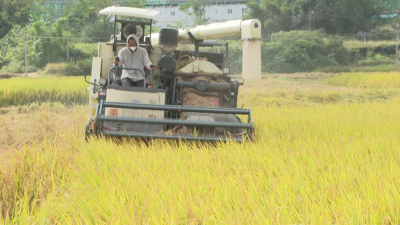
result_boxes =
[351,64,395,72]
[59,63,83,76]
[1,59,26,73]
[246,0,383,35]
[244,1,292,35]
[268,42,314,73]
[312,56,340,68]
[0,18,12,40]
[0,0,33,38]
[74,43,98,56]
[0,26,24,70]
[179,1,210,26]
[271,30,325,41]
[373,44,397,55]
[0,0,394,75]
[370,25,396,41]
[227,31,347,74]
[0,26,25,57]
[63,0,144,41]
[326,38,350,65]
[316,65,351,73]
[0,0,149,74]
[0,25,29,72]
[166,21,185,29]
[0,15,92,73]
[41,61,91,76]
[371,53,388,60]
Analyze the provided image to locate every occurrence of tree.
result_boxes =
[179,1,210,26]
[245,0,387,35]
[62,0,144,40]
[1,0,33,25]
[244,0,295,35]
[0,18,12,40]
[0,0,33,38]
[290,0,382,34]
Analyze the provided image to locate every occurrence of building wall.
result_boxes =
[37,1,77,20]
[36,0,247,27]
[147,3,247,28]
[382,0,400,13]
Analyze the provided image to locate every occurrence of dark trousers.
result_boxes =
[121,78,145,87]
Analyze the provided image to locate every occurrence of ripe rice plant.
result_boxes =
[238,72,400,108]
[2,101,399,224]
[1,73,400,223]
[0,76,88,107]
[325,72,400,88]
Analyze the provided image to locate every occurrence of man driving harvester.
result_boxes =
[113,34,157,87]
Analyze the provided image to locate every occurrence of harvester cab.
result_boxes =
[85,6,261,142]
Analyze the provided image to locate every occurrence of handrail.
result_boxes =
[108,66,146,87]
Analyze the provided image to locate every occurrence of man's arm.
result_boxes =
[119,51,125,66]
[114,50,124,66]
[143,50,156,70]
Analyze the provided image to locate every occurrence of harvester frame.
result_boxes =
[85,6,261,142]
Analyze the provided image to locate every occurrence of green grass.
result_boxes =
[0,76,89,106]
[343,40,396,49]
[350,64,396,73]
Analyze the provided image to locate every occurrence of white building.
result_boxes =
[145,0,248,28]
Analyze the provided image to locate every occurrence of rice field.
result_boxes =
[325,72,400,88]
[0,76,88,107]
[1,73,400,224]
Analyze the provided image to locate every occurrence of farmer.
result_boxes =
[113,34,156,87]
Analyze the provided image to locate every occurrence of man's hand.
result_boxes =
[149,64,157,71]
[113,57,119,65]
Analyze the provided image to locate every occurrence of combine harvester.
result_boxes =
[85,6,261,142]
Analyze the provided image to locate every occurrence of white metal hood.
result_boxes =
[99,6,160,19]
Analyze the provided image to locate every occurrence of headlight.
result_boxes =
[99,78,107,86]
[223,67,230,75]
